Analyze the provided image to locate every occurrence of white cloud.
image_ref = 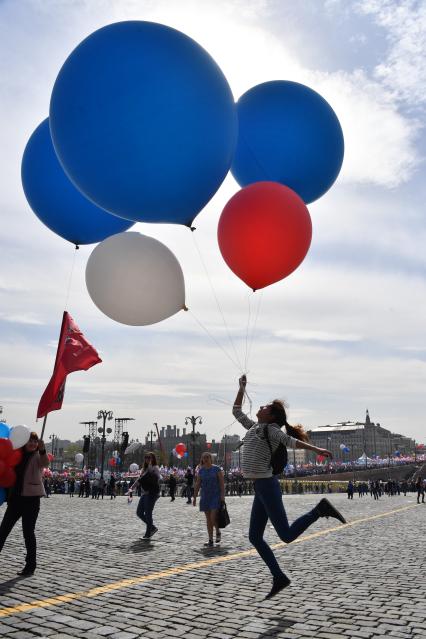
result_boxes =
[0,312,44,325]
[357,0,426,107]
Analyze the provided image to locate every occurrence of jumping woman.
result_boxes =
[234,375,346,599]
[193,452,225,547]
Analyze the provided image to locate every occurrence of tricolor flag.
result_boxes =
[37,311,102,418]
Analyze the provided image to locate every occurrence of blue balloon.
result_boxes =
[0,423,10,438]
[21,119,134,245]
[50,21,237,226]
[231,81,344,204]
[0,487,5,506]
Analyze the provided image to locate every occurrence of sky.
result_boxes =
[1,0,425,447]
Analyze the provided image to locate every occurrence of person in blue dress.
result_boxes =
[193,452,225,547]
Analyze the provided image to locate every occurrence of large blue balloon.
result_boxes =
[0,423,10,438]
[50,21,237,226]
[21,119,134,245]
[231,81,344,204]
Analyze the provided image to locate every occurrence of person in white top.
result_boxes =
[234,375,346,599]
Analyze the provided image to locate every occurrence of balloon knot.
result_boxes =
[75,245,80,250]
[183,305,189,312]
[253,288,257,293]
[190,226,196,232]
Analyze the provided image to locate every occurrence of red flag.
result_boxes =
[37,312,102,418]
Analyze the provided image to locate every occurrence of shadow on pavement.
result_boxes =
[0,576,26,593]
[248,616,296,638]
[121,540,156,554]
[192,546,232,557]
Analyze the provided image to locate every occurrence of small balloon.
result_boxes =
[175,443,187,456]
[129,463,139,473]
[47,453,55,462]
[75,453,84,463]
[0,423,10,439]
[86,232,186,326]
[9,425,31,450]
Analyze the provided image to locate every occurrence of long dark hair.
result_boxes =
[270,400,309,442]
[143,451,157,470]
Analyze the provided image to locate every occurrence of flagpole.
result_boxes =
[40,415,48,440]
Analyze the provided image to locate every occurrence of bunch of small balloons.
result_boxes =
[22,20,344,325]
[172,442,188,459]
[0,423,32,505]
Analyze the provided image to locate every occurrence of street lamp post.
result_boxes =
[97,410,113,479]
[185,416,202,470]
[147,429,157,454]
[49,433,58,466]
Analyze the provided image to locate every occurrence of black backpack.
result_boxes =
[139,471,160,494]
[263,424,288,475]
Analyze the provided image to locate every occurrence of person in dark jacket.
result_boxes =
[169,472,177,501]
[0,432,49,576]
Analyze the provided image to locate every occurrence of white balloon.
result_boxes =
[9,425,31,449]
[85,232,186,326]
[129,463,139,472]
[75,453,84,463]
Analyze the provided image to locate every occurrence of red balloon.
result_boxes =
[218,182,312,290]
[47,453,55,462]
[9,449,22,467]
[109,457,116,466]
[0,467,16,488]
[0,438,13,460]
[175,443,186,456]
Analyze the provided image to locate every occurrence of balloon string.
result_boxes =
[64,245,79,311]
[191,233,244,372]
[246,290,263,371]
[188,309,241,371]
[244,291,252,373]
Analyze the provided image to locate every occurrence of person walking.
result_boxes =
[97,476,105,500]
[0,432,49,576]
[108,473,116,499]
[415,477,425,504]
[347,480,354,499]
[131,452,161,538]
[168,472,177,502]
[193,452,225,547]
[68,477,75,498]
[185,467,194,504]
[233,375,346,599]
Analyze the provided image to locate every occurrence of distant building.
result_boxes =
[308,410,416,461]
[151,425,207,465]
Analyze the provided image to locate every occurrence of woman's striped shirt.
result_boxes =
[233,406,297,479]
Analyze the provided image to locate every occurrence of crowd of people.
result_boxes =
[0,375,424,599]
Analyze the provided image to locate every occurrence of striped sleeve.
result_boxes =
[268,425,298,450]
[232,406,256,430]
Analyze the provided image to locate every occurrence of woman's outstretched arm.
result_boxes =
[233,374,246,408]
[295,439,333,459]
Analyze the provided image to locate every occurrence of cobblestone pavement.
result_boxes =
[0,493,424,638]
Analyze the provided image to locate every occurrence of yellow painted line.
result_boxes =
[0,504,417,618]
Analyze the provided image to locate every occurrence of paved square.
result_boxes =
[0,493,424,638]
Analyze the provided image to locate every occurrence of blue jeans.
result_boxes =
[249,477,319,578]
[136,493,159,532]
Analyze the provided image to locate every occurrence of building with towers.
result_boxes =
[308,410,416,461]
